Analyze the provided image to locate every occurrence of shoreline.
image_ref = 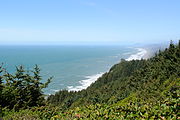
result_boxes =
[67,73,104,91]
[125,48,147,61]
[67,47,152,92]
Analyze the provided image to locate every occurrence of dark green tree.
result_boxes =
[0,65,52,110]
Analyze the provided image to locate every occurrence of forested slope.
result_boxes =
[1,41,180,119]
[47,41,180,109]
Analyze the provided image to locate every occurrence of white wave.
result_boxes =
[50,89,60,92]
[67,48,147,91]
[67,73,104,91]
[126,48,147,61]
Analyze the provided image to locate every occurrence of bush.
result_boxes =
[0,65,52,110]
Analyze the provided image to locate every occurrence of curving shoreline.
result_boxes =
[67,47,150,91]
[67,73,104,91]
[126,48,150,61]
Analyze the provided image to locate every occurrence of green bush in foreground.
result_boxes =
[2,83,179,120]
[0,65,52,110]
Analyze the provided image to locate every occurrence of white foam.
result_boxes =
[126,48,147,61]
[50,89,60,92]
[67,73,104,91]
[67,48,147,92]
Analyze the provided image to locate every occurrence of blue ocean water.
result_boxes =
[0,45,140,94]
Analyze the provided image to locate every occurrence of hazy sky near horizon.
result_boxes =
[0,0,180,45]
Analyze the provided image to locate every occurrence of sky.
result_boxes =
[0,0,180,45]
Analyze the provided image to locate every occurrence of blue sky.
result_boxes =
[0,0,180,45]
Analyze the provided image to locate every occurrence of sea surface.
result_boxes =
[0,45,147,94]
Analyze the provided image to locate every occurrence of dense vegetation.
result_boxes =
[47,41,180,109]
[0,65,52,111]
[0,41,180,119]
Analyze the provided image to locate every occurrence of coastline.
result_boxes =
[68,47,153,92]
[125,48,147,61]
[67,73,104,91]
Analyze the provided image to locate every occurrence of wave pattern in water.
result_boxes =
[0,46,148,94]
[67,48,148,92]
[67,73,104,91]
[126,48,147,61]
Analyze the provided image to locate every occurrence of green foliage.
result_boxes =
[3,85,178,119]
[47,41,180,109]
[1,41,180,119]
[50,83,179,119]
[2,108,41,120]
[0,65,52,110]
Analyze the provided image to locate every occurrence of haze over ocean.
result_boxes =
[0,45,147,94]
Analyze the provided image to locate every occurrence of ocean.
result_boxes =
[0,45,147,95]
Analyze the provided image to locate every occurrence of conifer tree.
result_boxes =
[0,65,4,107]
[0,65,52,110]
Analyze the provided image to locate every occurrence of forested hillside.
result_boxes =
[1,41,179,119]
[47,41,180,109]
